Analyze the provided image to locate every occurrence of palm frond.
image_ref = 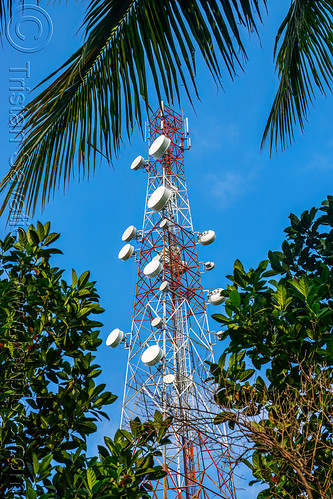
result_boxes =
[0,0,266,218]
[1,0,15,38]
[262,0,333,152]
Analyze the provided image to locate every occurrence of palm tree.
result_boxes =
[1,0,333,218]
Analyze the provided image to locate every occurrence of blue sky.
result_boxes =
[1,1,333,497]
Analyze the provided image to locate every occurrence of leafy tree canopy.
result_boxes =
[0,222,170,498]
[210,196,333,499]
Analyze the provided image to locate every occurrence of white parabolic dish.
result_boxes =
[144,260,163,278]
[118,244,134,261]
[200,230,216,245]
[142,344,163,366]
[106,328,124,348]
[159,280,169,292]
[205,261,215,271]
[122,225,137,242]
[216,331,224,340]
[148,186,172,212]
[163,374,175,384]
[151,317,163,328]
[209,288,226,305]
[131,155,147,171]
[149,135,171,159]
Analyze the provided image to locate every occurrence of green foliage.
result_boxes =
[0,223,171,498]
[211,197,333,498]
[262,1,333,152]
[22,414,170,499]
[3,1,333,218]
[0,2,332,217]
[0,0,266,218]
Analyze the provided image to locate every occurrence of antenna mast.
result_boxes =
[109,105,236,499]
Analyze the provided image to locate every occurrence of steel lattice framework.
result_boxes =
[120,105,236,499]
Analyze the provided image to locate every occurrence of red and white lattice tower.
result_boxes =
[109,104,236,499]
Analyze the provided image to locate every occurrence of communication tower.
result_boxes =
[107,104,236,499]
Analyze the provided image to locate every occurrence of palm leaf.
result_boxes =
[0,0,266,218]
[0,0,13,36]
[262,0,333,152]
